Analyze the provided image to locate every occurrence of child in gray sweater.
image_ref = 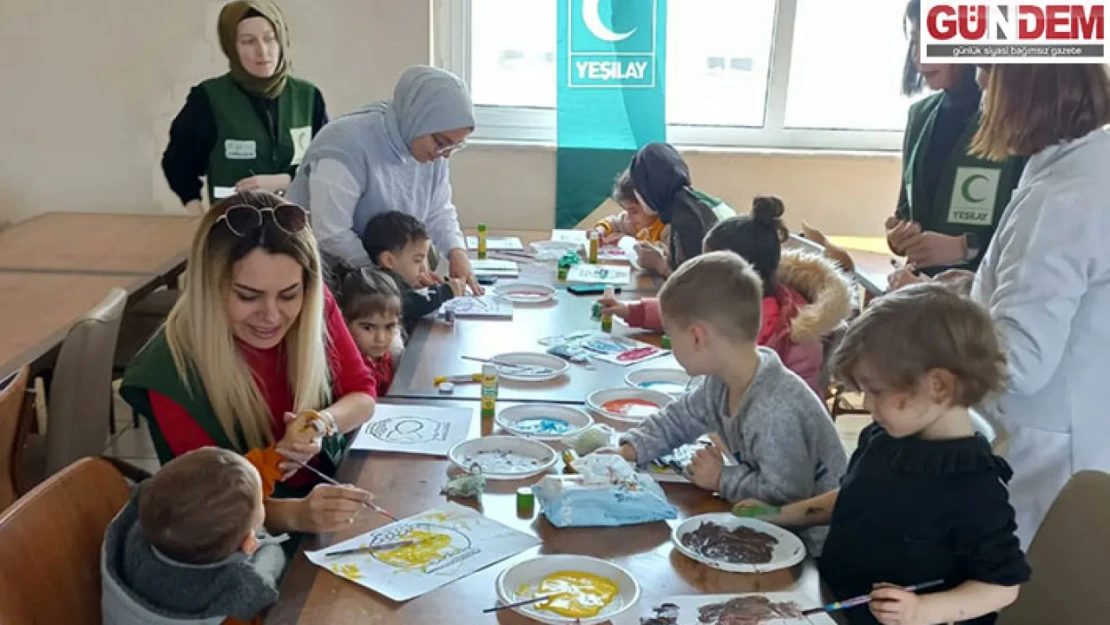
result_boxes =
[610,251,847,550]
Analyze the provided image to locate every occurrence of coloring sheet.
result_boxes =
[470,259,520,277]
[580,334,670,367]
[306,502,540,602]
[550,229,590,246]
[566,264,633,285]
[466,235,524,251]
[616,593,835,625]
[443,296,514,319]
[351,404,475,456]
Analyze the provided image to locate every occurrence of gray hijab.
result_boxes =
[354,66,475,154]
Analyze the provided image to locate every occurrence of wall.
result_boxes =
[0,0,897,237]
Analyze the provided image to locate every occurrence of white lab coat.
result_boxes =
[972,125,1110,550]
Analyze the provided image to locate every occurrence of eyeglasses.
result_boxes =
[214,203,309,237]
[433,139,468,158]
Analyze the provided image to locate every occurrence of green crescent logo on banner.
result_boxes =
[555,0,667,229]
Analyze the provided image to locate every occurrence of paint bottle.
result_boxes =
[516,486,535,517]
[600,286,615,333]
[480,363,498,421]
[661,334,671,350]
[588,230,599,264]
[477,223,488,260]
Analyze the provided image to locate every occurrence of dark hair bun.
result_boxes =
[751,195,785,226]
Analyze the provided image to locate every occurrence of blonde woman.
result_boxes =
[121,190,377,534]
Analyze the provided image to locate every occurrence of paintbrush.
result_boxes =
[293,460,399,521]
[323,539,419,558]
[704,433,736,467]
[801,579,945,616]
[460,355,554,374]
[482,595,555,613]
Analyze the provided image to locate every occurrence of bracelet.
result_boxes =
[318,410,339,436]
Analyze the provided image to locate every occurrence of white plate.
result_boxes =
[491,352,570,382]
[447,436,557,480]
[496,404,593,442]
[495,555,641,625]
[585,388,673,423]
[624,368,692,396]
[671,513,806,574]
[493,282,557,305]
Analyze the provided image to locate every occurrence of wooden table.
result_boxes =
[389,280,678,403]
[267,399,818,625]
[0,213,197,277]
[0,272,137,378]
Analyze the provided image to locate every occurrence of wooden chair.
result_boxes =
[0,367,29,512]
[998,470,1110,624]
[0,457,131,625]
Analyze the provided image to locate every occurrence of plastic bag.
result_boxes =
[534,454,678,528]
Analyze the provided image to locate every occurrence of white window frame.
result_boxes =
[434,0,906,152]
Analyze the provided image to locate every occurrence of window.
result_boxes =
[439,0,921,150]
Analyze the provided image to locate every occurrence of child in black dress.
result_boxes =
[737,283,1029,625]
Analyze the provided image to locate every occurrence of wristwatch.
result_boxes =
[964,233,982,262]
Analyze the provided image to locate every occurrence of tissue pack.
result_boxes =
[533,453,678,528]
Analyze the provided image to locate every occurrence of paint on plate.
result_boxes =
[461,449,546,475]
[638,381,686,394]
[535,570,619,619]
[511,418,572,435]
[602,398,660,418]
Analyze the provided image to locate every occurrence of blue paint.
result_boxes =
[513,418,572,435]
[639,380,685,394]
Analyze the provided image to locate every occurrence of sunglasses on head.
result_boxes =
[214,203,309,237]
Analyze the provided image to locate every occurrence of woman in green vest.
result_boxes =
[162,1,327,214]
[121,190,378,535]
[886,0,1025,276]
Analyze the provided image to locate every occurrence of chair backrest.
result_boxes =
[46,288,128,477]
[0,367,30,512]
[0,457,131,625]
[998,470,1110,625]
[785,233,827,256]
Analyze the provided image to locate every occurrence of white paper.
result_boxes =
[612,592,835,625]
[566,264,632,285]
[351,404,475,456]
[306,502,540,602]
[212,186,236,199]
[550,229,590,246]
[443,296,514,319]
[466,236,524,251]
[583,336,670,367]
[470,259,519,277]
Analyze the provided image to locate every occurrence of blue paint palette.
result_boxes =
[637,380,688,395]
[625,368,693,397]
[495,404,594,442]
[511,418,573,436]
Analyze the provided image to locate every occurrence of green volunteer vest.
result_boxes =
[690,188,737,222]
[119,329,346,499]
[902,92,1026,272]
[202,74,317,203]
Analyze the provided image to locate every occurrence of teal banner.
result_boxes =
[556,0,667,228]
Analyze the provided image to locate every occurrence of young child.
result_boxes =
[592,169,670,246]
[604,251,847,551]
[361,210,464,333]
[102,447,288,625]
[601,196,852,397]
[737,284,1028,625]
[337,266,403,397]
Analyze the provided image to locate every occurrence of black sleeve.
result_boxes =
[162,86,216,205]
[402,284,455,324]
[894,105,915,221]
[949,474,1032,587]
[288,87,330,179]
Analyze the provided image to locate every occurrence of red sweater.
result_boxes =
[365,352,395,397]
[148,288,376,489]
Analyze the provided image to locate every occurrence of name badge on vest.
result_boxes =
[290,127,312,166]
[947,166,1001,227]
[224,139,257,160]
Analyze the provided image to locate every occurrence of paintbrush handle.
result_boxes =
[295,461,399,521]
[483,595,553,614]
[324,539,416,557]
[807,580,946,614]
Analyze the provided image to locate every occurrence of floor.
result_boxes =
[101,386,874,476]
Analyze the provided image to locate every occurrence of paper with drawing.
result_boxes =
[618,592,835,625]
[351,404,475,456]
[566,264,632,285]
[306,502,540,602]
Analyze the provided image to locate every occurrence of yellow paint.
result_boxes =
[536,571,618,619]
[424,512,453,523]
[375,529,452,570]
[330,563,363,579]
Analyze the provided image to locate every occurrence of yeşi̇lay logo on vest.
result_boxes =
[920,1,1107,63]
[568,0,658,88]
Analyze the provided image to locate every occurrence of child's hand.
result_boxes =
[870,583,925,625]
[598,295,630,319]
[594,444,638,463]
[600,230,623,245]
[732,499,786,524]
[689,446,724,492]
[636,243,668,274]
[448,277,466,298]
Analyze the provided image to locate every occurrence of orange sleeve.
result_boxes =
[243,446,283,498]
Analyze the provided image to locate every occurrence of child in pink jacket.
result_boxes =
[600,196,852,398]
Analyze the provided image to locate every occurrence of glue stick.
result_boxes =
[480,363,498,421]
[600,286,615,333]
[588,230,599,264]
[477,223,488,260]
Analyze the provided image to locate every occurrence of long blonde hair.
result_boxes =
[165,191,331,451]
